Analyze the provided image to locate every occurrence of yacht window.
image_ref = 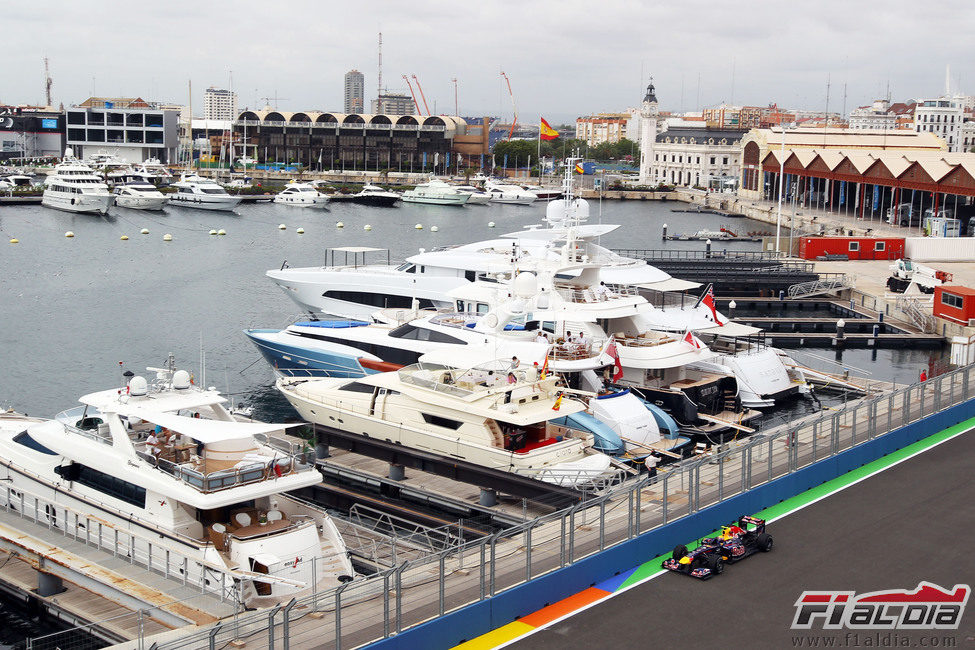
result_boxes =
[13,431,57,455]
[395,262,413,272]
[286,331,426,365]
[476,303,489,314]
[465,270,476,282]
[322,290,433,310]
[420,266,425,273]
[421,413,463,430]
[339,381,377,394]
[179,187,192,193]
[388,323,465,344]
[201,188,227,195]
[55,463,146,508]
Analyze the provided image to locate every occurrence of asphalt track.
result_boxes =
[513,427,975,650]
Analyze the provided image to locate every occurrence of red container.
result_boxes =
[798,237,905,260]
[933,285,975,325]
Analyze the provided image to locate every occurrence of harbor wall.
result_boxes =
[369,396,975,650]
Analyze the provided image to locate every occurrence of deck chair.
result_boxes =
[234,512,252,528]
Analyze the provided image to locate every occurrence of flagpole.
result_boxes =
[537,118,541,183]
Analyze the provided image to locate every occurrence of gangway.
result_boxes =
[787,274,855,299]
[895,295,937,333]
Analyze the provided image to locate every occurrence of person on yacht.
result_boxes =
[594,282,610,301]
[534,331,549,345]
[507,372,517,384]
[511,356,521,369]
[146,429,162,458]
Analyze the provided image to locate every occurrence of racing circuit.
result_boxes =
[506,422,975,650]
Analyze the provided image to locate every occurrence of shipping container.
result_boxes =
[798,237,905,261]
[933,285,975,325]
[905,237,975,262]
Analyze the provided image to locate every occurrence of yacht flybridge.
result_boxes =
[277,362,615,487]
[0,357,353,606]
[41,148,115,215]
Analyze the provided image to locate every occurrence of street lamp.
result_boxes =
[775,125,785,253]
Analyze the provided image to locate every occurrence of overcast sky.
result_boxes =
[4,0,974,124]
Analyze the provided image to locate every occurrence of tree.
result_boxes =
[491,139,537,166]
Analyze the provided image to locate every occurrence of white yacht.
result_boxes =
[169,173,243,211]
[0,172,36,190]
[452,185,492,205]
[41,149,115,215]
[402,179,471,206]
[0,358,354,607]
[273,181,330,207]
[131,158,173,184]
[484,181,537,205]
[113,181,169,210]
[349,184,401,207]
[278,362,615,487]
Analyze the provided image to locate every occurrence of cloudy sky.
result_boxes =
[4,0,974,124]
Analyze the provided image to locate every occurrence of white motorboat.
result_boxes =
[131,158,174,184]
[0,356,354,606]
[278,362,615,487]
[349,184,401,207]
[523,184,562,200]
[169,173,242,211]
[452,185,491,205]
[402,179,470,206]
[41,148,115,215]
[113,181,169,210]
[484,181,537,205]
[0,172,36,190]
[273,181,330,207]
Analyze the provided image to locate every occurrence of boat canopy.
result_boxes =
[695,321,762,337]
[125,408,297,443]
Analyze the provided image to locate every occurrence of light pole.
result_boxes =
[775,125,786,253]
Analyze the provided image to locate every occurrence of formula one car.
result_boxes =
[661,516,773,579]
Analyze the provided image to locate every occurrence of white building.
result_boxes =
[849,99,900,130]
[202,87,237,122]
[650,127,745,190]
[371,93,415,115]
[914,96,965,152]
[65,103,179,163]
[637,81,659,185]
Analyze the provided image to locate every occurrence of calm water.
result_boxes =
[0,197,936,420]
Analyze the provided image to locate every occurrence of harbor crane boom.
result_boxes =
[411,74,431,116]
[500,71,517,140]
[402,75,421,115]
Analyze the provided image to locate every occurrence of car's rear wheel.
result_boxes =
[756,533,773,552]
[672,544,688,561]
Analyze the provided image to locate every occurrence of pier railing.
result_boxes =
[35,363,975,650]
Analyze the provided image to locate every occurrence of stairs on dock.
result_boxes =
[787,274,855,299]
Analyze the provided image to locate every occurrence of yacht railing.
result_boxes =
[554,284,638,304]
[135,448,313,494]
[55,406,113,446]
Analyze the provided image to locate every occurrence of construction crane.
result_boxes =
[259,93,288,110]
[411,75,431,116]
[402,75,421,115]
[452,77,458,116]
[43,57,53,107]
[500,71,517,140]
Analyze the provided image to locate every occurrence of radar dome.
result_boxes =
[172,370,191,390]
[128,375,148,396]
[512,272,537,298]
[544,197,589,225]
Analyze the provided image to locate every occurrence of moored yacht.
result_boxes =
[484,180,537,205]
[0,357,354,606]
[41,149,115,215]
[131,158,174,184]
[170,173,242,211]
[274,181,330,207]
[452,185,492,205]
[349,184,401,206]
[113,181,169,210]
[402,179,470,206]
[277,362,616,487]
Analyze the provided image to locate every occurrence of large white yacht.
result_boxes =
[452,185,492,205]
[273,181,330,207]
[131,158,174,184]
[0,358,354,606]
[349,184,401,206]
[402,179,471,206]
[113,181,169,210]
[41,149,115,215]
[484,180,537,205]
[169,173,243,211]
[278,362,615,487]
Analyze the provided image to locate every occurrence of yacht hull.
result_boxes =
[170,196,242,211]
[401,195,469,205]
[41,192,115,215]
[115,196,169,210]
[273,196,330,208]
[349,195,400,207]
[245,329,383,378]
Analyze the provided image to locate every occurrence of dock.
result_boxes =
[0,195,42,205]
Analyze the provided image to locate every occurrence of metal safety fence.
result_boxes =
[30,364,975,650]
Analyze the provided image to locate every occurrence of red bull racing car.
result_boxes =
[661,515,773,579]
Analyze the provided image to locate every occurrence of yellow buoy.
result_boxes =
[364,224,372,231]
[64,231,75,238]
[415,223,423,230]
[120,235,129,240]
[296,227,305,234]
[278,224,287,230]
[218,229,227,235]
[9,238,19,244]
[431,225,439,232]
[488,221,496,228]
[140,228,149,235]
[163,233,173,241]
[336,221,344,228]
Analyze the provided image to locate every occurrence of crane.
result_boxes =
[452,77,458,116]
[401,75,421,115]
[411,75,431,116]
[500,71,517,140]
[43,57,53,107]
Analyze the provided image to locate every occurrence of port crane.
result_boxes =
[411,74,431,116]
[500,71,517,140]
[402,75,421,115]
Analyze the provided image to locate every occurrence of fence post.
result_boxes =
[598,499,606,550]
[334,584,347,650]
[267,603,283,650]
[208,622,222,650]
[525,525,533,581]
[480,539,488,599]
[281,597,297,650]
[718,450,724,501]
[662,473,668,525]
[395,564,406,633]
[934,376,942,412]
[627,487,634,538]
[439,551,447,615]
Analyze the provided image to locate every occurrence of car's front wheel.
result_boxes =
[672,544,688,561]
[707,554,724,574]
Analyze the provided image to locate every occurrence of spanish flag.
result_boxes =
[552,393,563,411]
[539,117,559,141]
[574,163,585,174]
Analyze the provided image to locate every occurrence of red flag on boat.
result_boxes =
[606,336,624,382]
[552,393,563,411]
[701,284,724,326]
[683,330,702,349]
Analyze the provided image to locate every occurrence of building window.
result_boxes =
[942,292,963,309]
[710,157,716,165]
[848,241,860,252]
[875,241,886,252]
